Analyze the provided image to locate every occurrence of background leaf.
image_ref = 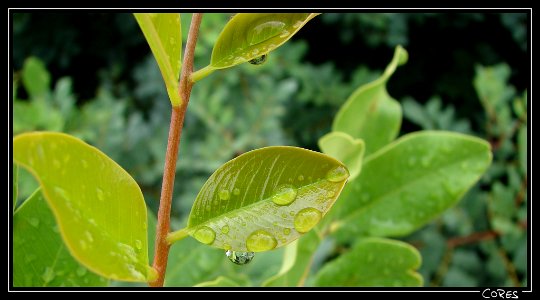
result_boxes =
[262,230,320,287]
[209,13,319,70]
[194,276,242,287]
[13,189,107,287]
[319,131,365,180]
[21,56,50,99]
[13,132,150,282]
[186,146,349,252]
[332,45,407,156]
[134,13,182,106]
[13,163,19,210]
[334,131,492,238]
[314,237,422,286]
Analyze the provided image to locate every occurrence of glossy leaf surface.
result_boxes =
[319,131,365,180]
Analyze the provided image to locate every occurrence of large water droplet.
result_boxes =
[246,230,277,252]
[219,189,230,201]
[271,184,297,206]
[28,218,40,227]
[42,267,55,283]
[325,166,349,182]
[193,226,216,245]
[221,225,230,234]
[294,207,322,233]
[248,54,267,65]
[233,188,241,196]
[226,250,254,265]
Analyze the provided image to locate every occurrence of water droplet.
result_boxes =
[289,211,295,216]
[281,213,287,219]
[293,21,303,28]
[246,230,277,252]
[76,267,87,277]
[28,218,40,227]
[97,188,105,202]
[226,250,254,265]
[169,37,176,45]
[85,231,94,243]
[325,166,349,182]
[219,189,230,201]
[294,208,322,233]
[279,30,290,38]
[233,188,240,196]
[248,54,267,65]
[221,225,230,234]
[42,267,55,283]
[283,228,291,235]
[326,190,335,198]
[271,184,297,206]
[224,243,232,250]
[242,221,247,227]
[135,239,142,250]
[298,175,304,181]
[193,226,216,245]
[272,221,278,227]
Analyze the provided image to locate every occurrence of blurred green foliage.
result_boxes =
[12,12,527,287]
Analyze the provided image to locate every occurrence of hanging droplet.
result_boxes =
[226,250,254,265]
[248,54,267,65]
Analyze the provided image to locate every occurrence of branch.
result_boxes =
[149,13,203,288]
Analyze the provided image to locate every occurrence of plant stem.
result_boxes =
[190,65,215,83]
[167,228,190,244]
[149,13,203,288]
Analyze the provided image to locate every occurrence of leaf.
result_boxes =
[334,131,492,238]
[13,163,19,211]
[518,125,527,175]
[262,230,320,287]
[13,132,150,282]
[473,63,515,113]
[194,276,241,287]
[134,13,182,106]
[314,238,422,287]
[209,13,319,70]
[186,146,349,252]
[332,45,407,156]
[22,57,50,99]
[319,131,365,180]
[13,189,107,287]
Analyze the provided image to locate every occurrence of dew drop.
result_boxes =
[246,230,277,252]
[248,54,267,65]
[85,231,94,243]
[326,190,335,198]
[193,226,216,245]
[221,225,230,234]
[135,239,142,250]
[283,228,291,235]
[294,208,322,233]
[289,211,295,216]
[42,267,55,283]
[233,188,240,196]
[298,175,304,181]
[97,188,105,202]
[325,166,349,182]
[226,250,254,265]
[272,221,278,227]
[169,37,176,45]
[28,218,40,227]
[219,189,230,201]
[271,184,297,206]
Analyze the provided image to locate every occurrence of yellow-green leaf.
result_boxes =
[185,146,349,252]
[14,189,108,287]
[319,131,365,180]
[134,13,182,106]
[191,13,318,82]
[314,238,423,287]
[332,45,407,156]
[13,163,19,210]
[13,132,150,282]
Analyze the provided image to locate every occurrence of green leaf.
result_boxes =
[22,57,50,99]
[185,146,349,252]
[518,125,527,175]
[13,132,151,282]
[319,131,365,180]
[262,230,320,287]
[13,163,19,211]
[14,189,107,287]
[334,131,492,238]
[473,63,515,114]
[197,13,318,77]
[134,13,182,106]
[314,238,422,287]
[332,45,407,156]
[194,276,241,287]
